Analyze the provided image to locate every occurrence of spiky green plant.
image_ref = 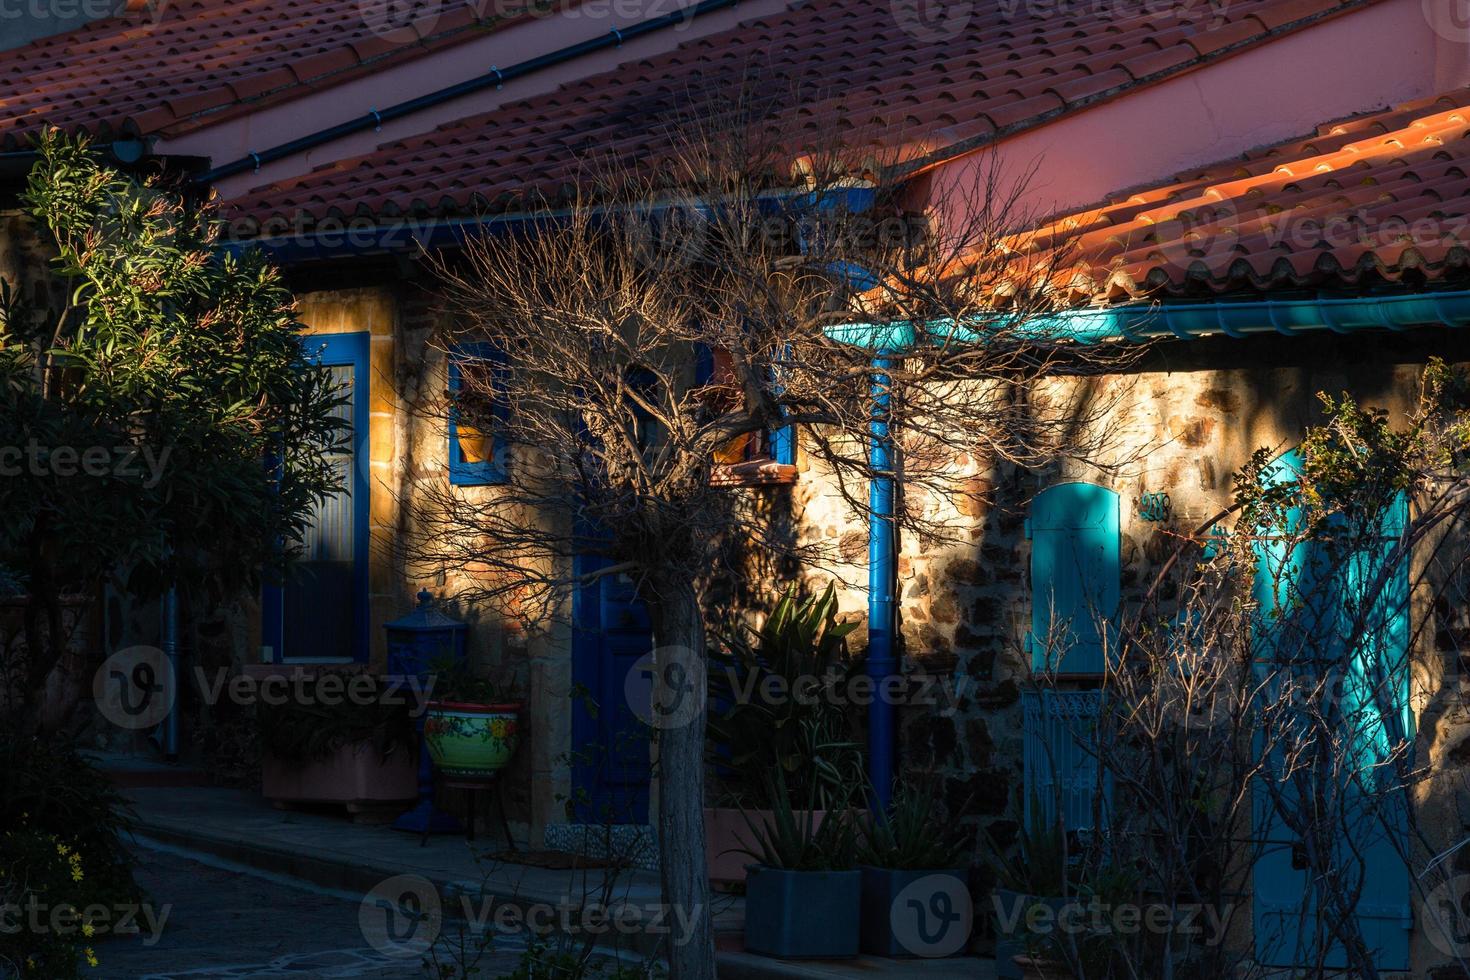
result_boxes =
[732,771,858,872]
[708,582,863,807]
[858,781,971,870]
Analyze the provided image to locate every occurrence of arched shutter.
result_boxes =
[1027,482,1120,674]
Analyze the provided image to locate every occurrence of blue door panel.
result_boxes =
[1251,450,1411,971]
[262,332,370,662]
[571,555,652,823]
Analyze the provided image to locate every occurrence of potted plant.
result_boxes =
[990,806,1068,980]
[257,670,417,815]
[738,775,861,959]
[422,663,523,776]
[705,583,863,887]
[857,782,973,957]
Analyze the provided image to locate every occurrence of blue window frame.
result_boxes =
[1026,482,1121,674]
[261,331,371,663]
[448,343,507,486]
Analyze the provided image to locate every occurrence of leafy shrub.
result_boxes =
[256,670,415,764]
[0,733,139,978]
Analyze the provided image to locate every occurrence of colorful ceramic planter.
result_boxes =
[423,701,522,776]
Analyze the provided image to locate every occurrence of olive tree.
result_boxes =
[404,105,1133,979]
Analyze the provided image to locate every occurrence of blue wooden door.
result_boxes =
[1251,450,1412,970]
[1027,482,1120,674]
[571,555,652,823]
[262,332,370,663]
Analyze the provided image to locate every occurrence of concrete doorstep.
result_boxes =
[123,786,994,979]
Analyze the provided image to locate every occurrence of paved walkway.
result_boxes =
[121,786,995,979]
[102,845,527,978]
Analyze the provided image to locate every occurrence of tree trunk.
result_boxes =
[647,576,715,980]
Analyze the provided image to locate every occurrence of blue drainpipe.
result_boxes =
[868,353,897,811]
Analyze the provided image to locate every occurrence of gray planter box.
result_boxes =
[744,865,860,958]
[859,865,970,957]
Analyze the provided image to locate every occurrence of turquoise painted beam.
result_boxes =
[824,290,1470,349]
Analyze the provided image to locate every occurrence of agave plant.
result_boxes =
[708,583,864,807]
[858,781,972,870]
[733,771,858,872]
[989,795,1068,897]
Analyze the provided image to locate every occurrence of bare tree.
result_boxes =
[402,92,1134,979]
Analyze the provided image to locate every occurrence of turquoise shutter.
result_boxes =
[1251,450,1411,971]
[1028,482,1120,674]
[1023,690,1110,833]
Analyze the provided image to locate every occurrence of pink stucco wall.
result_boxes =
[926,0,1461,230]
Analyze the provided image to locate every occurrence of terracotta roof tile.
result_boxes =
[229,0,1380,230]
[1019,86,1470,299]
[0,0,560,147]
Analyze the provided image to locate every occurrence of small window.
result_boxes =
[448,344,506,486]
[695,346,795,471]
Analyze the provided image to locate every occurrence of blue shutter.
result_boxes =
[1251,450,1411,971]
[447,343,507,486]
[1023,689,1110,833]
[1028,482,1120,674]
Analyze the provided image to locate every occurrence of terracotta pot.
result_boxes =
[422,700,522,776]
[261,740,417,805]
[703,807,830,887]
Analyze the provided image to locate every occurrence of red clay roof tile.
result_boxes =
[1020,85,1470,299]
[229,0,1380,230]
[0,0,565,147]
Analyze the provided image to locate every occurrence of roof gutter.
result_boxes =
[194,0,746,186]
[823,291,1470,348]
[226,184,878,264]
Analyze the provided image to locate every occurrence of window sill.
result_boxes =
[711,460,798,487]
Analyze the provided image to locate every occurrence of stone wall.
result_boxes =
[287,277,1470,968]
[790,328,1470,971]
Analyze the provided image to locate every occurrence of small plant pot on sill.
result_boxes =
[743,865,860,959]
[859,865,970,957]
[422,701,522,776]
